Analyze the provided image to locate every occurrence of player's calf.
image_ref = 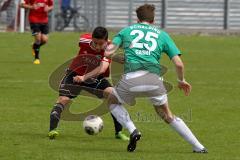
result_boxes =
[49,103,64,132]
[57,96,71,106]
[154,104,174,123]
[41,35,48,46]
[32,41,41,60]
[153,102,207,152]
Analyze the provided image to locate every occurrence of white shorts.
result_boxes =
[112,71,168,106]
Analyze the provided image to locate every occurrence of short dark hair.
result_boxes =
[92,26,108,40]
[136,4,155,23]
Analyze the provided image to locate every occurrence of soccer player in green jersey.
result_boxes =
[105,4,207,153]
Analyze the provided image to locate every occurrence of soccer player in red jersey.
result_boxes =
[20,0,53,64]
[48,27,129,141]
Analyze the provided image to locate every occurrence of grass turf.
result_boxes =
[0,32,239,160]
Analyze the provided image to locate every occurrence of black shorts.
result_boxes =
[59,70,112,99]
[30,23,49,36]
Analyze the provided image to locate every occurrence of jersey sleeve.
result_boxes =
[162,31,181,59]
[48,0,53,6]
[23,0,30,4]
[79,34,92,47]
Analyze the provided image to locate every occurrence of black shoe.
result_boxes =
[127,129,141,152]
[193,148,208,153]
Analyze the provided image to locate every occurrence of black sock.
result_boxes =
[33,43,41,59]
[111,113,123,135]
[40,42,45,47]
[49,103,65,131]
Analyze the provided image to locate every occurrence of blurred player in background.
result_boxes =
[20,0,53,64]
[48,26,129,141]
[104,4,207,153]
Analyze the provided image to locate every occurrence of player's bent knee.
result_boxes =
[57,96,70,105]
[150,94,168,106]
[41,39,48,45]
[35,34,41,41]
[41,35,48,44]
[103,87,113,98]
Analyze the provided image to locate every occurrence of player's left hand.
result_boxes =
[73,76,85,83]
[44,5,51,12]
[178,80,192,96]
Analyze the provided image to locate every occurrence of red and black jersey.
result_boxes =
[24,0,53,23]
[69,33,111,78]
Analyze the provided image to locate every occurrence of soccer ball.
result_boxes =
[83,115,104,135]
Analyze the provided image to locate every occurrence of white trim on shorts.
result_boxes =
[125,70,149,80]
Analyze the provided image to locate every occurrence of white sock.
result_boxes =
[110,104,136,134]
[170,117,205,151]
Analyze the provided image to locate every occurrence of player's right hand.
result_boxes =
[44,5,51,12]
[178,80,192,96]
[73,76,85,83]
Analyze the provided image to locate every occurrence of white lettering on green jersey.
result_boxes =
[112,23,181,75]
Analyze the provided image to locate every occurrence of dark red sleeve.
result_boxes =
[79,34,92,47]
[48,0,53,6]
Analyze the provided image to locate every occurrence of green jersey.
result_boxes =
[112,23,181,75]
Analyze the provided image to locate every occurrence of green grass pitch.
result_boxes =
[0,32,239,160]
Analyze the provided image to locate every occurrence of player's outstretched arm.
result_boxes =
[73,61,110,83]
[171,55,192,96]
[105,44,119,59]
[20,3,37,10]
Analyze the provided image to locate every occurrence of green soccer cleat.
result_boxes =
[115,131,130,141]
[48,130,59,140]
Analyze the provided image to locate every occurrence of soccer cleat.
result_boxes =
[115,132,130,141]
[33,59,40,65]
[193,148,208,153]
[127,129,141,152]
[48,130,59,140]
